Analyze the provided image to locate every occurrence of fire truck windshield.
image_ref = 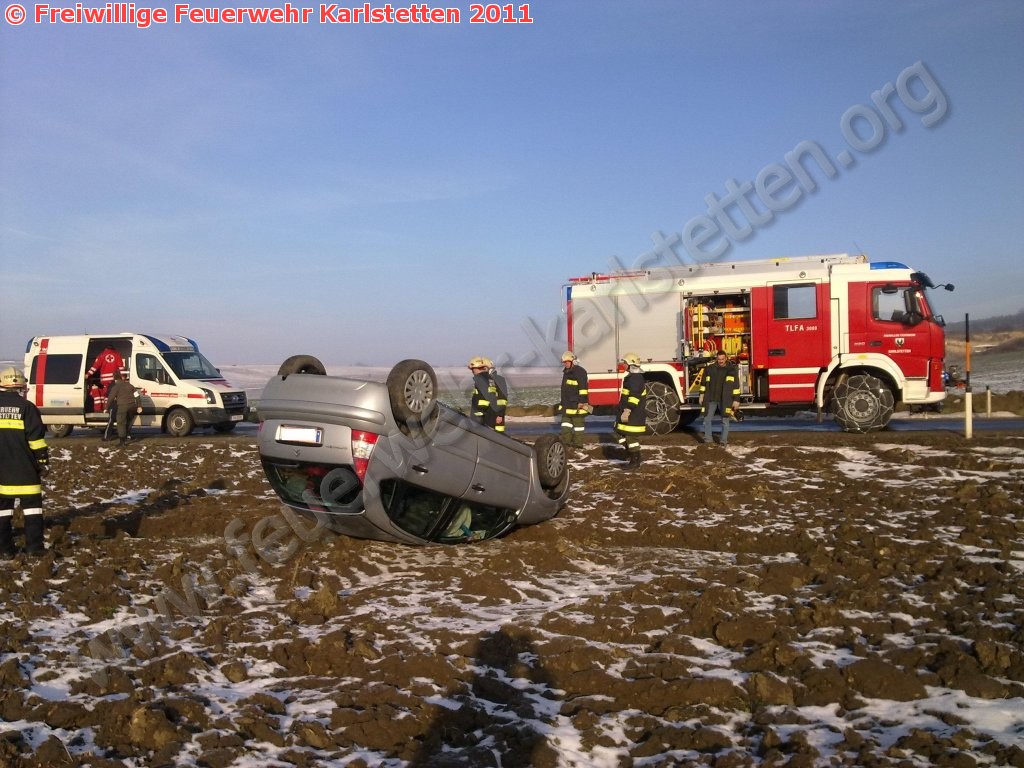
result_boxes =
[911,271,955,326]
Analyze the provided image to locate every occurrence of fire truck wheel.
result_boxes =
[645,381,681,435]
[831,374,894,433]
[278,355,327,377]
[166,408,195,437]
[534,434,568,491]
[387,359,438,428]
[48,424,74,438]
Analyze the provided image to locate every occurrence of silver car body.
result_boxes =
[257,364,570,545]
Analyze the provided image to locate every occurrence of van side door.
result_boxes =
[28,346,86,417]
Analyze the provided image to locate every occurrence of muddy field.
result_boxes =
[2,424,1023,767]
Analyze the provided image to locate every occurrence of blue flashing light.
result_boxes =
[142,334,170,352]
[869,261,909,270]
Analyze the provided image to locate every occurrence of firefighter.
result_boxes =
[483,358,508,433]
[86,344,126,406]
[559,351,590,449]
[0,367,49,557]
[699,350,741,447]
[468,356,499,429]
[614,353,647,468]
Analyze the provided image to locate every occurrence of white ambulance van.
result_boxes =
[24,333,248,438]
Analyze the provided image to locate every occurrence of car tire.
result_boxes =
[49,424,73,438]
[534,434,568,490]
[278,355,327,377]
[165,408,194,437]
[387,359,438,426]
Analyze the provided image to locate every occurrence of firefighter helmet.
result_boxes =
[467,356,488,370]
[481,357,494,370]
[621,353,641,367]
[0,367,27,389]
[561,351,576,363]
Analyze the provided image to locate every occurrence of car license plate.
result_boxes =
[276,424,323,445]
[230,414,244,421]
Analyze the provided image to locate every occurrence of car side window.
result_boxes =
[137,354,171,383]
[381,479,516,543]
[382,480,449,538]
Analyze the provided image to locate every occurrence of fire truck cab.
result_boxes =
[24,333,248,438]
[566,253,952,433]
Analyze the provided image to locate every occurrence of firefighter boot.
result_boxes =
[24,515,44,556]
[629,449,642,468]
[0,517,14,559]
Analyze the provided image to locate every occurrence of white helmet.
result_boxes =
[561,351,576,363]
[0,367,27,389]
[621,352,641,367]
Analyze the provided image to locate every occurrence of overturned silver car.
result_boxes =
[256,357,570,545]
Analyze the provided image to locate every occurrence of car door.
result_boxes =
[391,406,477,499]
[29,349,86,418]
[465,425,533,510]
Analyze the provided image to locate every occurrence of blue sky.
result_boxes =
[2,0,1022,366]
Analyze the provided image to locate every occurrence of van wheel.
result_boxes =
[166,408,194,437]
[49,424,73,438]
[645,381,681,435]
[534,435,568,490]
[387,359,437,426]
[831,374,894,432]
[278,355,327,377]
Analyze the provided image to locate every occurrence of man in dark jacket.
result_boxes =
[106,371,142,447]
[559,351,590,448]
[700,351,741,446]
[0,367,49,557]
[614,353,647,468]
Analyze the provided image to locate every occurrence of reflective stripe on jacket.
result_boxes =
[560,364,590,415]
[0,390,48,497]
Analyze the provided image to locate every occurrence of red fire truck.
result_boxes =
[565,253,953,433]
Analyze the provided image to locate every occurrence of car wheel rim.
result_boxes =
[404,371,434,414]
[546,443,566,477]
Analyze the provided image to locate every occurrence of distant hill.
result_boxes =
[945,309,1024,334]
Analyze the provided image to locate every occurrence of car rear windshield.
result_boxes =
[261,460,363,514]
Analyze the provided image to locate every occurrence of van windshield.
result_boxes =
[162,352,222,379]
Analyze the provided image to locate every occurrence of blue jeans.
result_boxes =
[703,401,730,445]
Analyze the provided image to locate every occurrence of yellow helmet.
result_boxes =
[467,356,488,369]
[0,367,27,389]
[621,353,641,367]
[560,351,576,363]
[481,357,495,370]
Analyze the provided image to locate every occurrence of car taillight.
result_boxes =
[351,430,379,482]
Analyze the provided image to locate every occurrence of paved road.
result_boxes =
[506,414,1024,437]
[51,414,1023,441]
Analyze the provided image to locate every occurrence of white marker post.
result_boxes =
[963,313,973,439]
